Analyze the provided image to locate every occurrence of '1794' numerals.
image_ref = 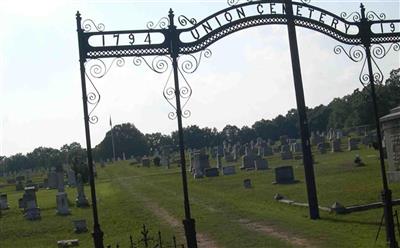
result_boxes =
[101,33,152,46]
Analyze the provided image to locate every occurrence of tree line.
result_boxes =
[1,69,399,174]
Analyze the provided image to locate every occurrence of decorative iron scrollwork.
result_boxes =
[133,56,171,74]
[178,49,212,74]
[82,19,105,32]
[340,11,361,22]
[177,68,193,119]
[83,58,125,124]
[178,15,197,27]
[227,0,253,7]
[366,11,386,21]
[84,73,101,124]
[147,17,169,29]
[161,69,193,120]
[370,43,400,59]
[334,45,365,62]
[88,57,125,78]
[333,43,397,87]
[162,70,177,120]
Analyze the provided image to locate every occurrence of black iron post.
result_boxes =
[76,11,105,248]
[167,9,198,248]
[284,0,320,219]
[359,4,398,248]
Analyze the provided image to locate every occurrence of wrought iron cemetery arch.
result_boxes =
[75,0,400,247]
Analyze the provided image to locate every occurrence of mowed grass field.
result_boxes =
[1,143,400,248]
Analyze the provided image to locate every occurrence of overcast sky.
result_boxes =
[1,0,399,156]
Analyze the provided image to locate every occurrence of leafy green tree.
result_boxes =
[94,123,149,160]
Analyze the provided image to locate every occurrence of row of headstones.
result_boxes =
[12,171,89,221]
[189,150,270,178]
[243,165,298,188]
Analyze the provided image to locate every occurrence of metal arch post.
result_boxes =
[359,4,398,248]
[168,9,198,248]
[284,0,320,219]
[76,12,105,248]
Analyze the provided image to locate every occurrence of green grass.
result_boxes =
[1,143,399,247]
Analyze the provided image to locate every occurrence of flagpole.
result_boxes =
[110,116,116,162]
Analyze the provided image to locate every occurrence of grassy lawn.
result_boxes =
[1,143,399,247]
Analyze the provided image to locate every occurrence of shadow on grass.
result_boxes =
[321,216,381,226]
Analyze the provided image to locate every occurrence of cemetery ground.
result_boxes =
[1,146,400,248]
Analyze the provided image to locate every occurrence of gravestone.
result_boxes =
[48,170,58,189]
[57,239,79,248]
[380,105,400,182]
[273,166,297,184]
[216,147,223,169]
[281,144,290,153]
[16,180,24,191]
[347,138,359,151]
[279,135,288,145]
[56,192,70,215]
[73,219,88,233]
[291,142,302,153]
[263,145,274,156]
[153,156,161,166]
[6,178,16,184]
[317,143,326,154]
[19,186,40,220]
[0,193,9,210]
[243,179,252,188]
[224,154,234,162]
[57,170,65,192]
[255,159,268,170]
[160,146,171,168]
[280,151,293,160]
[191,150,210,178]
[331,139,341,152]
[205,168,219,177]
[67,170,77,187]
[43,178,49,188]
[222,166,236,176]
[16,175,25,182]
[241,154,256,170]
[142,156,150,167]
[76,174,89,207]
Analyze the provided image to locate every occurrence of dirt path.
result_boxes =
[114,177,220,248]
[145,201,220,248]
[111,172,315,248]
[237,219,316,248]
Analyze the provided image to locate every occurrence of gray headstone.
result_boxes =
[273,166,297,184]
[0,193,9,210]
[205,168,219,177]
[56,192,70,215]
[347,138,359,151]
[243,179,252,188]
[142,156,150,167]
[380,105,400,182]
[67,170,77,187]
[222,166,236,176]
[76,174,89,207]
[255,159,268,170]
[191,150,210,178]
[73,219,88,233]
[331,139,341,152]
[280,151,293,160]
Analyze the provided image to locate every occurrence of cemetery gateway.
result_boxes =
[75,0,400,247]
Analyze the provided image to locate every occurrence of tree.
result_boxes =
[60,142,86,165]
[94,123,149,160]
